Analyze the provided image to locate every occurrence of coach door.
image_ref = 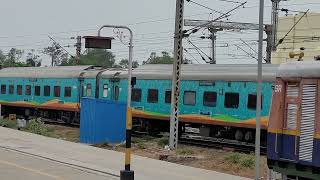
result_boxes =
[298,80,317,162]
[110,79,120,101]
[280,82,300,160]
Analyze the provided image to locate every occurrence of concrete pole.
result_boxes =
[255,0,264,179]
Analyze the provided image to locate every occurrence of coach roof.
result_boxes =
[0,65,104,78]
[116,64,278,81]
[277,61,320,79]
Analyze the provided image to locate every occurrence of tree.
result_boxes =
[43,42,68,66]
[143,51,173,64]
[6,48,23,67]
[26,49,41,67]
[61,49,116,68]
[118,59,139,68]
[0,50,6,66]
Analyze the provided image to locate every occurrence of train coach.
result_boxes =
[268,61,320,179]
[0,64,279,144]
[0,65,106,124]
[101,64,278,143]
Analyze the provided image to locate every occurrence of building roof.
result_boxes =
[117,64,279,82]
[277,61,320,79]
[0,65,104,78]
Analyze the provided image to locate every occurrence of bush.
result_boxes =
[0,118,16,128]
[240,155,255,168]
[226,153,241,164]
[136,142,146,149]
[25,119,50,136]
[225,153,255,169]
[157,137,169,147]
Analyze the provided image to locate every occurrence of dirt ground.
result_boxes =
[45,124,267,179]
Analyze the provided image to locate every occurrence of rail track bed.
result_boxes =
[179,133,266,154]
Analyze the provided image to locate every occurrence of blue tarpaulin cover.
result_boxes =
[80,98,126,144]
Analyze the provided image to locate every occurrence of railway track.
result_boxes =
[179,133,267,154]
[41,119,266,154]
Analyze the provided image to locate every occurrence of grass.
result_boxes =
[225,153,255,169]
[0,118,17,128]
[176,147,194,156]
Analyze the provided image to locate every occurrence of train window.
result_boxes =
[25,85,31,95]
[9,85,14,94]
[224,92,239,109]
[1,85,6,94]
[54,86,61,97]
[147,89,158,103]
[35,86,41,96]
[247,94,263,110]
[165,91,171,104]
[203,91,217,107]
[17,85,22,95]
[131,88,142,102]
[64,87,72,97]
[86,84,92,97]
[102,84,108,98]
[184,91,196,106]
[44,86,50,96]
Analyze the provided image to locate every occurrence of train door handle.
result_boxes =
[275,133,278,154]
[294,136,298,156]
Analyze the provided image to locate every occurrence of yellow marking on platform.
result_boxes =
[0,159,65,180]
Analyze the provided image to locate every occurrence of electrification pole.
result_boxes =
[169,0,184,150]
[255,0,264,179]
[75,36,82,65]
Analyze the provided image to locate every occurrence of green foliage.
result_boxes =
[156,137,169,147]
[25,119,50,136]
[118,59,139,68]
[143,51,173,64]
[26,49,41,67]
[61,49,116,68]
[0,118,16,128]
[225,153,255,169]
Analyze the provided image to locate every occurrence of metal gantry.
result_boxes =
[169,0,185,150]
[184,19,273,63]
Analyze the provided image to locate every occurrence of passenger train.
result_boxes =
[0,64,278,143]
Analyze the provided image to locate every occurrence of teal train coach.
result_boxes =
[0,64,278,143]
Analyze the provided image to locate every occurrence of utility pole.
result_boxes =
[169,0,184,150]
[209,28,222,64]
[75,36,82,65]
[271,0,282,51]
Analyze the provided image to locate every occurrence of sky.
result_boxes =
[0,0,320,66]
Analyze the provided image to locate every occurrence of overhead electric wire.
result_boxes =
[276,9,309,47]
[48,36,75,58]
[186,0,225,15]
[184,49,201,64]
[184,1,247,34]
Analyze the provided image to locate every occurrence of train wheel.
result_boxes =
[244,131,254,142]
[235,130,244,141]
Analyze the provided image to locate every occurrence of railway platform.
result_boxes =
[0,127,250,180]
